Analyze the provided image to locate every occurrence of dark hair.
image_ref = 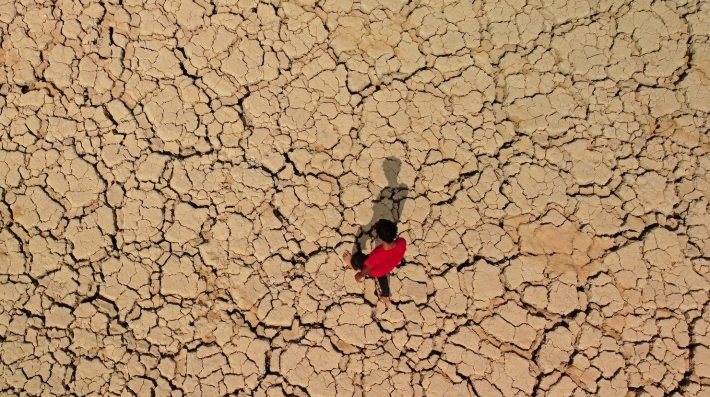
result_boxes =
[375,219,397,243]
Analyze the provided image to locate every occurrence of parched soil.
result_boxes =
[1,0,710,396]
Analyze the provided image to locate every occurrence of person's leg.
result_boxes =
[351,252,368,271]
[377,274,390,298]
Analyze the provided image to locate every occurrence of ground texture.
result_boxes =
[1,0,710,396]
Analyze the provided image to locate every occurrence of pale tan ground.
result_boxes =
[1,0,710,396]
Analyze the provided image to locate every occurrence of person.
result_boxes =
[342,219,406,306]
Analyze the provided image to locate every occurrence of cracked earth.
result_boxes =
[1,0,710,396]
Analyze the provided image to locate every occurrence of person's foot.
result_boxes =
[379,294,392,306]
[341,251,353,269]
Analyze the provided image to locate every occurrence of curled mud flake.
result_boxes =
[462,223,516,263]
[222,39,280,86]
[490,352,538,396]
[506,87,585,138]
[537,326,575,374]
[46,153,106,209]
[161,255,205,299]
[422,371,472,396]
[135,153,169,183]
[114,255,151,291]
[46,305,74,329]
[432,271,468,315]
[0,230,26,275]
[634,172,679,215]
[687,199,710,256]
[694,346,710,380]
[547,280,579,315]
[165,203,209,244]
[43,44,76,89]
[64,220,108,261]
[117,189,165,244]
[0,341,34,367]
[689,42,710,81]
[229,273,268,316]
[639,88,682,118]
[73,359,111,395]
[465,259,505,305]
[10,187,65,231]
[134,43,183,80]
[28,235,64,278]
[0,151,26,188]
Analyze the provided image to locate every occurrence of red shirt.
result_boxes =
[364,238,406,277]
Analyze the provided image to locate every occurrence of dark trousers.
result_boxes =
[351,252,391,297]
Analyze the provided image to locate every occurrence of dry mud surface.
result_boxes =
[1,0,710,396]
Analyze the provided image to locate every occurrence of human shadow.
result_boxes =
[354,157,409,254]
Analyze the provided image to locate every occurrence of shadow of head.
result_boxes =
[383,156,402,187]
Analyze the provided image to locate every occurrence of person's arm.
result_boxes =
[355,266,373,283]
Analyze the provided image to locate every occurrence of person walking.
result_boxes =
[342,219,406,306]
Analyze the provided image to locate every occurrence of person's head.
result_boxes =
[383,157,401,186]
[374,219,397,243]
